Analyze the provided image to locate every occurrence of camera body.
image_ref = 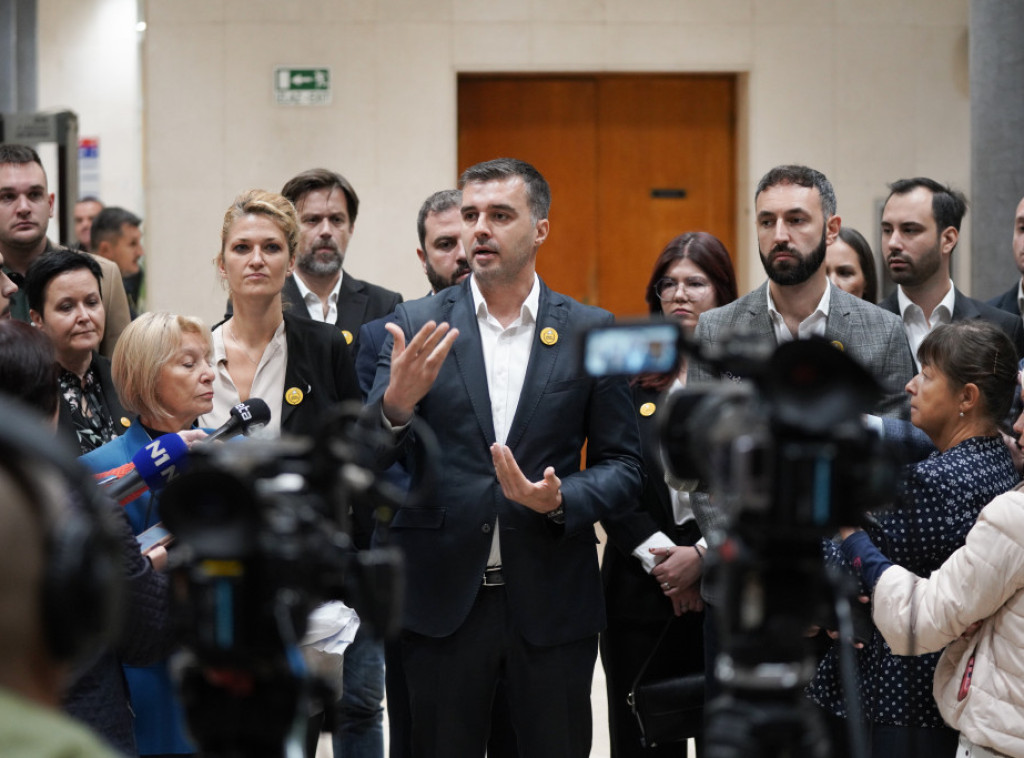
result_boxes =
[582,322,897,757]
[160,406,404,757]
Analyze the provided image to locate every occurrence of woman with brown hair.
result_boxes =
[601,232,737,756]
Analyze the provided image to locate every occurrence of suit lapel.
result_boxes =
[280,316,309,430]
[448,284,497,444]
[504,284,566,451]
[824,284,856,349]
[745,282,777,340]
[336,275,368,333]
[951,288,980,321]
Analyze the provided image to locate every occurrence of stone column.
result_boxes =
[970,0,1024,298]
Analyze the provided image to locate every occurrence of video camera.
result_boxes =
[583,321,898,758]
[159,402,405,758]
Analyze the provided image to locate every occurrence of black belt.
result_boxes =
[482,567,505,587]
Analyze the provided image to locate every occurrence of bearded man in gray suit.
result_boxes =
[688,165,915,545]
[692,164,913,417]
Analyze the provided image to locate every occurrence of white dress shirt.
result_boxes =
[767,281,830,343]
[293,270,343,323]
[897,279,955,370]
[471,274,541,568]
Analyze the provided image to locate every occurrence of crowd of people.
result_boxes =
[2,141,1024,758]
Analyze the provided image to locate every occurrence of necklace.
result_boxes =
[226,320,265,367]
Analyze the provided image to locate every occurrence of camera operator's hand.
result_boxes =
[668,584,704,616]
[650,545,702,595]
[382,321,460,426]
[490,444,563,514]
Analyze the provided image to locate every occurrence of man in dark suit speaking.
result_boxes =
[368,158,644,757]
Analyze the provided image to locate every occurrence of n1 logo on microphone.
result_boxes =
[146,438,172,467]
[234,402,253,422]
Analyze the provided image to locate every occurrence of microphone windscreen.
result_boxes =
[131,433,190,491]
[230,397,272,433]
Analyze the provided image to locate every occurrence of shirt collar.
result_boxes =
[896,279,955,320]
[292,269,343,306]
[765,279,832,321]
[470,273,541,326]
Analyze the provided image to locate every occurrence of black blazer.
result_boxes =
[56,352,134,452]
[988,283,1021,318]
[281,273,402,354]
[601,384,696,622]
[368,278,644,645]
[279,311,362,435]
[880,287,1024,362]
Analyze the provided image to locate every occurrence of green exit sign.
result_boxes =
[274,67,331,106]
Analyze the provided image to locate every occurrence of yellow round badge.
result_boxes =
[285,387,304,406]
[120,416,132,428]
[639,402,656,417]
[830,340,845,352]
[540,327,558,346]
[342,330,354,345]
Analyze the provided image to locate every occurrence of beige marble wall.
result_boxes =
[46,0,969,323]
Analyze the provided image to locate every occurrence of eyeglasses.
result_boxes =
[655,276,711,301]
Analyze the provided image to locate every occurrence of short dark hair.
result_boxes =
[755,164,837,218]
[458,158,551,222]
[0,320,58,417]
[835,226,879,304]
[90,207,142,249]
[281,168,359,224]
[886,177,968,234]
[25,249,103,315]
[417,190,462,250]
[0,144,43,168]
[917,320,1018,426]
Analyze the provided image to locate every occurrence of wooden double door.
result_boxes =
[458,73,737,319]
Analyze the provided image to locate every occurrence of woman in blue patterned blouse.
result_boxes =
[808,320,1021,758]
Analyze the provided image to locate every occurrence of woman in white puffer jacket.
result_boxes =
[841,476,1024,758]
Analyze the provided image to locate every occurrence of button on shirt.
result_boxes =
[472,273,541,567]
[293,271,343,323]
[897,280,955,370]
[767,281,830,343]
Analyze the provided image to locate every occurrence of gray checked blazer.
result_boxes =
[686,281,915,548]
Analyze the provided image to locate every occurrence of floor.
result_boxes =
[318,526,697,757]
[317,659,698,757]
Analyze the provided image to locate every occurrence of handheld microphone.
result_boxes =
[204,398,272,443]
[103,433,191,505]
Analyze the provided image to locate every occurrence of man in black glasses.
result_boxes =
[0,144,130,356]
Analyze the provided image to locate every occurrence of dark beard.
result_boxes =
[760,228,827,286]
[425,260,470,293]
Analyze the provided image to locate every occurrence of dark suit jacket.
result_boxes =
[279,311,362,435]
[880,287,1024,362]
[283,272,402,354]
[224,272,402,357]
[367,278,644,646]
[987,282,1022,319]
[56,352,134,452]
[356,313,397,400]
[601,384,692,622]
